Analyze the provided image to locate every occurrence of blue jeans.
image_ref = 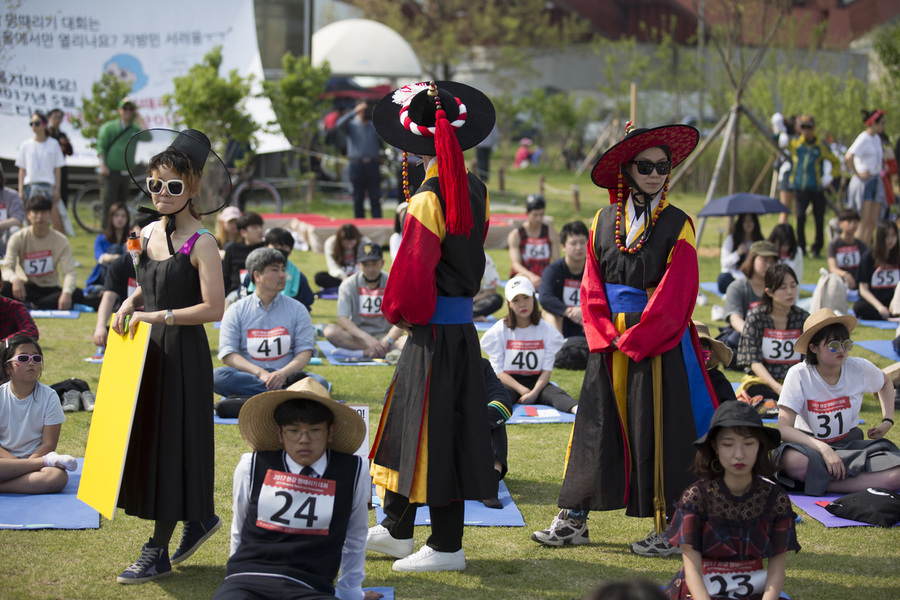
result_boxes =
[213,366,330,397]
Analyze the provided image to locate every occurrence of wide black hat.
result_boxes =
[694,401,781,447]
[372,81,496,155]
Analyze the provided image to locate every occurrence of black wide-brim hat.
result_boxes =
[125,128,232,217]
[694,401,781,447]
[373,81,496,155]
[591,124,699,189]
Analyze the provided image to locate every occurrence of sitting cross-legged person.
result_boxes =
[323,242,406,358]
[214,248,329,399]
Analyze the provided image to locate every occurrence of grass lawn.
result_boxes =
[1,166,898,600]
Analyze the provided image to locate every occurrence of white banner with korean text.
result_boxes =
[0,0,289,166]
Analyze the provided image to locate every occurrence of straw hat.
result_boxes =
[695,322,733,369]
[590,124,699,189]
[694,401,781,447]
[795,308,857,355]
[238,378,366,454]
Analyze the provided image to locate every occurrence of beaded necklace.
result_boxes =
[614,172,669,254]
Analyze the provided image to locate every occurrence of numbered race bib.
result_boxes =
[701,558,766,600]
[247,327,291,362]
[0,201,7,221]
[256,469,335,535]
[126,277,137,299]
[503,340,544,375]
[761,328,801,364]
[523,236,551,273]
[358,286,384,317]
[871,267,900,289]
[748,300,761,311]
[836,246,861,269]
[563,279,581,307]
[24,249,53,277]
[807,396,855,443]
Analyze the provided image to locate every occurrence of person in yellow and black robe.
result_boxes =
[365,81,497,573]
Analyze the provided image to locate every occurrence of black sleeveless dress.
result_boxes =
[117,229,216,521]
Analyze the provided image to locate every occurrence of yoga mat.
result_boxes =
[506,403,576,424]
[0,459,99,529]
[856,339,900,361]
[789,492,899,528]
[474,315,498,332]
[852,317,898,330]
[699,281,725,299]
[365,588,394,600]
[373,481,525,527]
[798,283,859,303]
[29,309,80,319]
[317,341,389,366]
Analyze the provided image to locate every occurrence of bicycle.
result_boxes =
[72,161,282,234]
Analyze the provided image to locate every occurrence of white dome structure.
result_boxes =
[312,18,423,78]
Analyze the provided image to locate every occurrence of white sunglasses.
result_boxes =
[146,177,185,196]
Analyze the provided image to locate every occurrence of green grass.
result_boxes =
[1,175,898,600]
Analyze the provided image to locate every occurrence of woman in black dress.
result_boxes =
[111,130,225,584]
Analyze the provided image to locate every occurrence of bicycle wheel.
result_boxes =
[234,179,282,214]
[72,184,105,234]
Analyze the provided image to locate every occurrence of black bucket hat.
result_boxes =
[694,401,781,447]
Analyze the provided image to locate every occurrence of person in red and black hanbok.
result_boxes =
[365,81,497,572]
[533,123,719,555]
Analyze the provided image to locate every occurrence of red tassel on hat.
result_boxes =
[431,83,472,236]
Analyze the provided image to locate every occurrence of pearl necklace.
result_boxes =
[615,173,668,254]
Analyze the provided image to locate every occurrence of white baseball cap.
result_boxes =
[505,276,535,302]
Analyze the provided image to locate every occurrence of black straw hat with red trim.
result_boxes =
[373,81,495,236]
[591,123,699,190]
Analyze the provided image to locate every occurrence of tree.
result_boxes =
[261,53,331,150]
[70,73,133,150]
[164,45,257,164]
[518,89,597,169]
[872,21,900,122]
[349,0,590,80]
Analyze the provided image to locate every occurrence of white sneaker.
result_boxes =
[710,304,725,322]
[392,546,465,572]
[62,390,81,412]
[366,525,414,558]
[81,391,96,412]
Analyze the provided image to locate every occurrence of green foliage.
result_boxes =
[163,45,257,161]
[352,0,589,80]
[69,73,133,150]
[261,53,331,149]
[872,21,900,119]
[517,90,597,169]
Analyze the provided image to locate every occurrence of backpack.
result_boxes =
[49,378,91,403]
[555,336,589,370]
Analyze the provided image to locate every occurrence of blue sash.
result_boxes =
[604,283,714,436]
[429,296,474,324]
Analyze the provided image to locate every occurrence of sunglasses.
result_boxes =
[631,160,672,176]
[799,124,814,129]
[30,121,44,127]
[826,340,853,353]
[7,354,43,364]
[122,105,135,111]
[146,177,185,196]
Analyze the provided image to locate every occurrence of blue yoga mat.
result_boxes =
[790,492,898,528]
[317,341,390,366]
[365,588,394,599]
[856,339,900,361]
[374,480,525,527]
[700,281,725,299]
[0,459,99,529]
[506,403,576,424]
[474,316,498,332]
[29,310,80,319]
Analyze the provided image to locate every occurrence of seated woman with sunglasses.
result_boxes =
[0,334,77,494]
[774,308,900,495]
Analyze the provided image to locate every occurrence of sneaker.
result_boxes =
[170,516,222,566]
[81,391,96,412]
[531,509,589,547]
[116,539,172,584]
[630,530,681,556]
[392,546,465,572]
[62,390,81,412]
[366,525,414,558]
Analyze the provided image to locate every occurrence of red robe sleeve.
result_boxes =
[617,218,699,363]
[382,190,444,325]
[581,209,620,352]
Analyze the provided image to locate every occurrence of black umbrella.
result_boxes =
[698,193,789,217]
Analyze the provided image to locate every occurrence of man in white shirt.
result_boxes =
[214,378,381,600]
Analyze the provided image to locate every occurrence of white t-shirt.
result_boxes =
[846,131,883,176]
[778,357,884,442]
[0,381,65,458]
[15,138,66,186]
[480,319,564,376]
